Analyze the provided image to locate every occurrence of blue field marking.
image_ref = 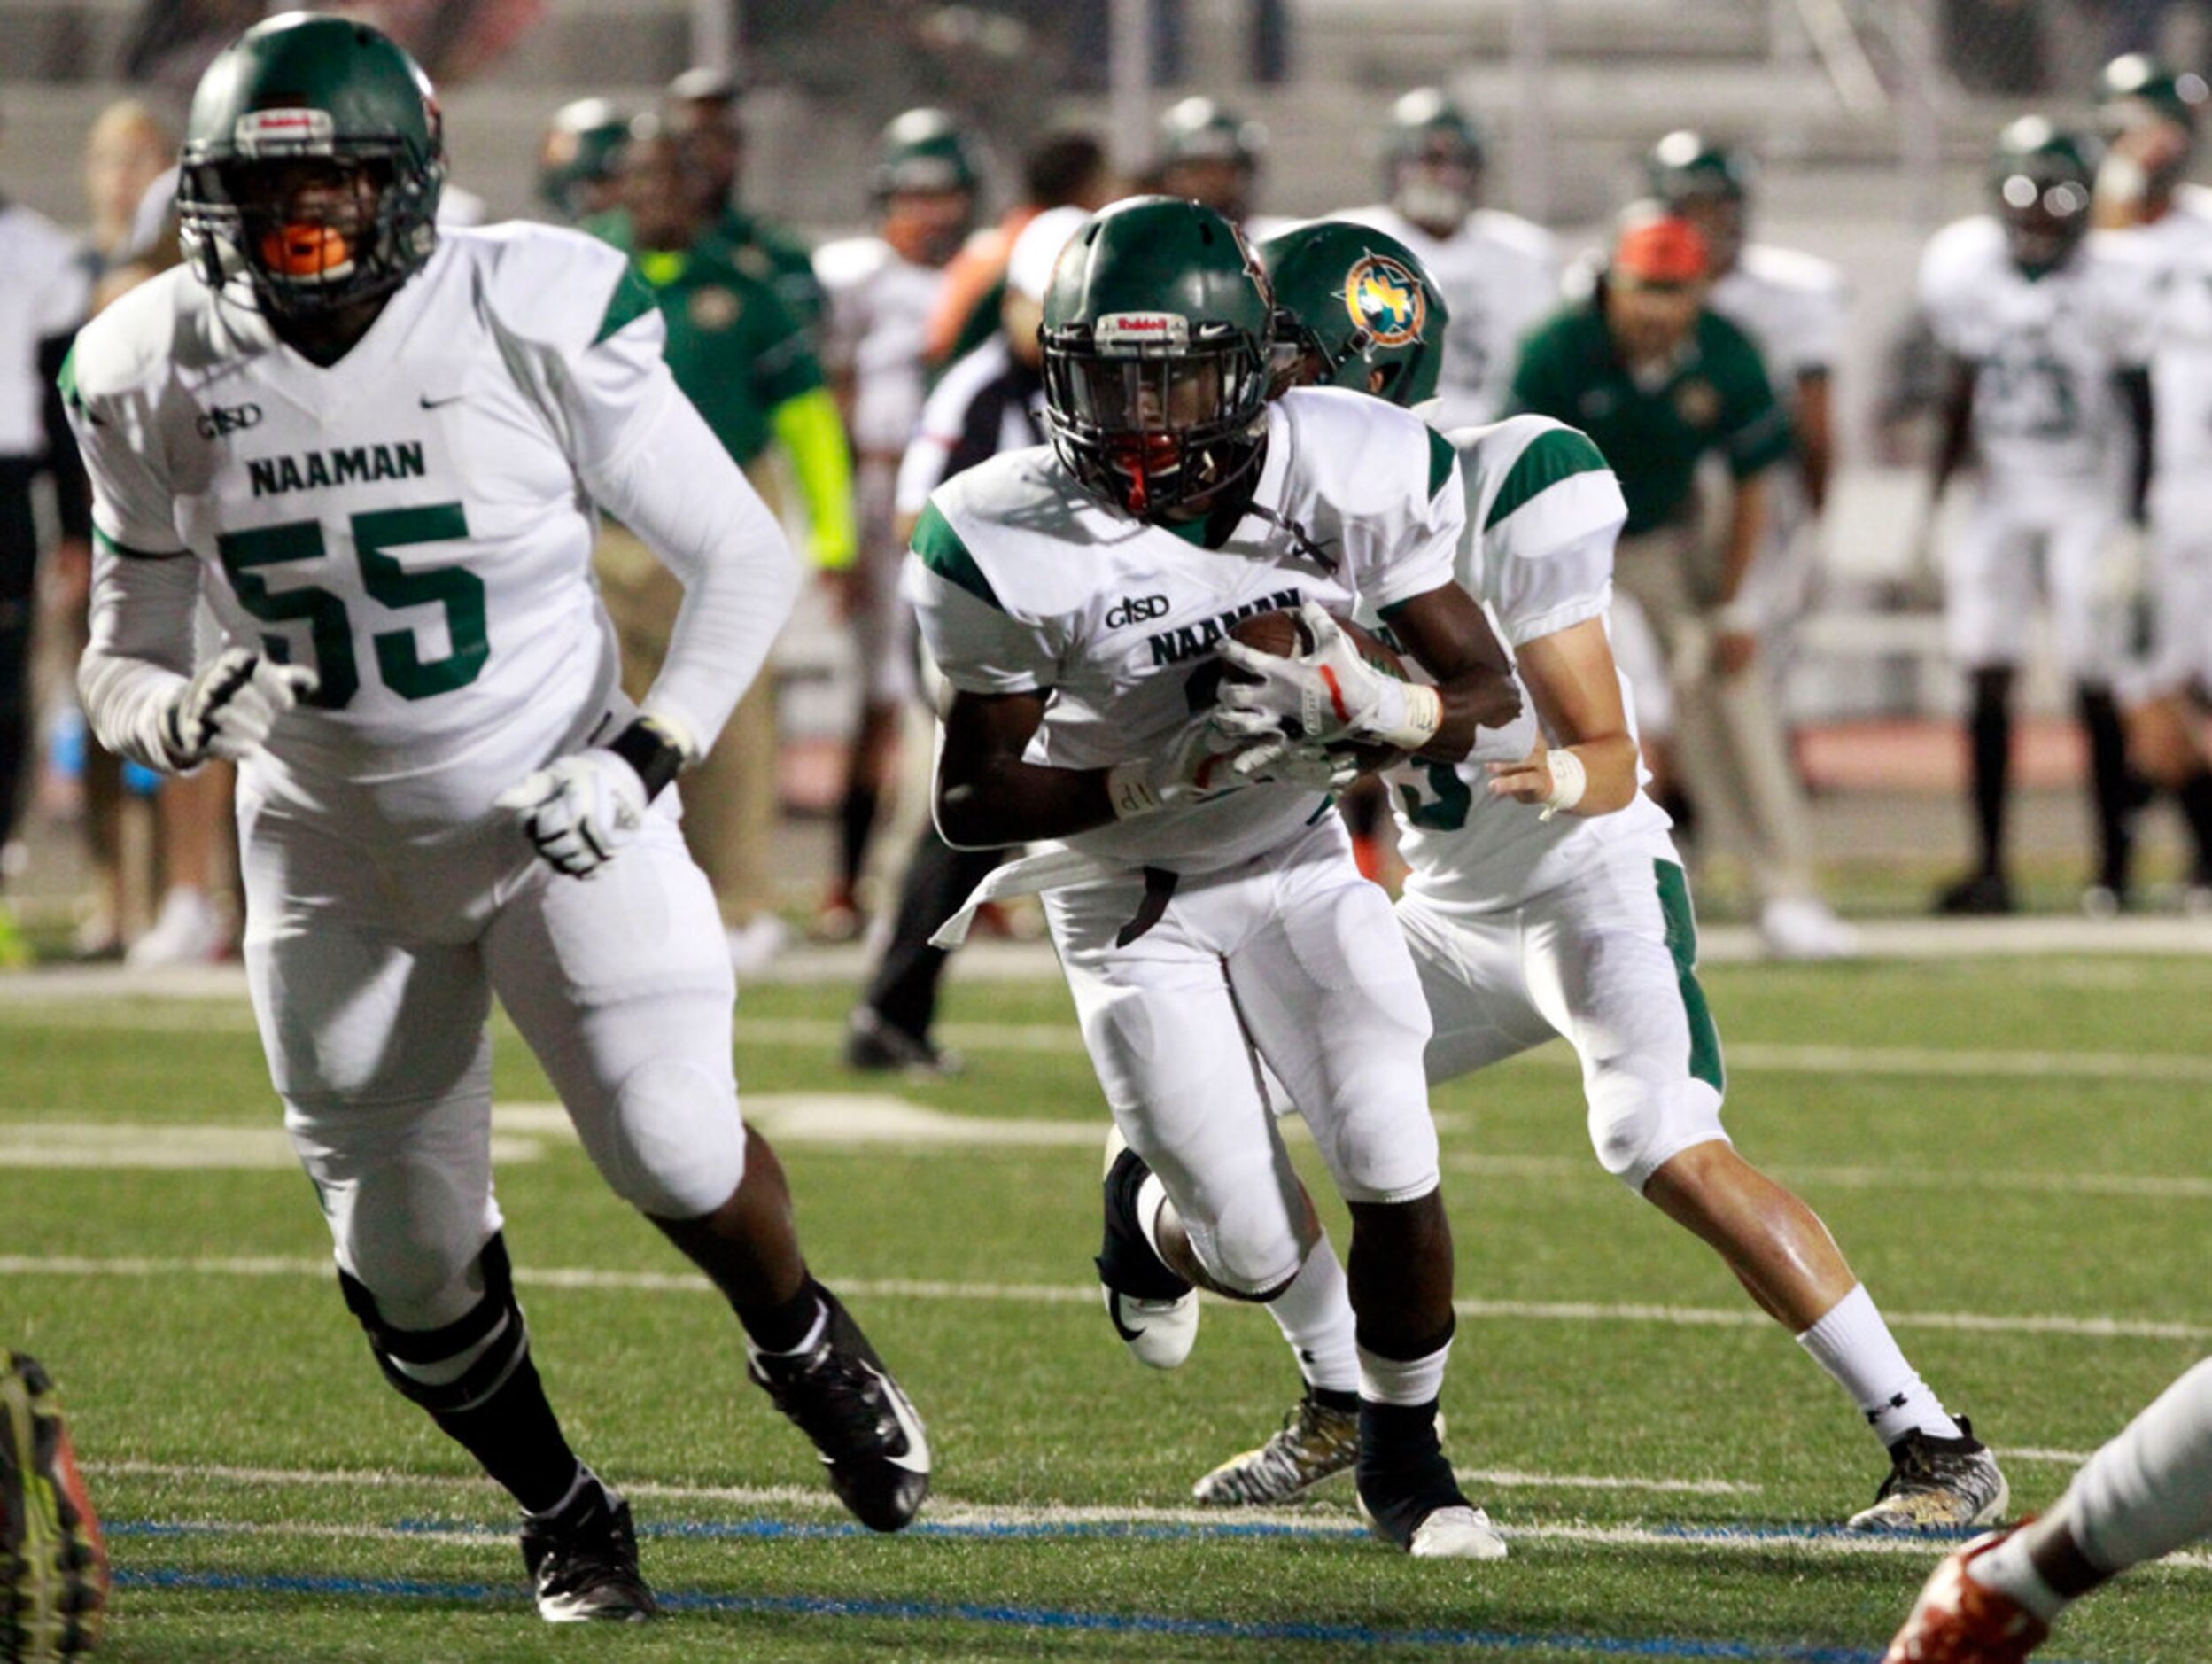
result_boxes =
[115,1566,1892,1659]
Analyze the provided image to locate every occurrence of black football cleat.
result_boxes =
[749,1287,930,1531]
[1934,872,2014,916]
[1849,1418,2010,1532]
[519,1474,656,1622]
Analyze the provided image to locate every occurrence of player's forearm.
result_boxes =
[1555,733,1640,815]
[935,760,1115,849]
[1714,475,1766,607]
[594,390,803,755]
[1795,372,1834,514]
[1929,358,1977,497]
[78,548,198,770]
[771,386,858,571]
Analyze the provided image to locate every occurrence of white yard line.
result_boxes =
[12,1253,2207,1342]
[1446,1153,2212,1201]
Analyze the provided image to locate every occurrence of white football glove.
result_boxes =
[495,749,649,877]
[1215,601,1442,752]
[160,647,319,768]
[1106,713,1250,819]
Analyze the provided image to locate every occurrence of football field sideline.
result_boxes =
[11,1251,2208,1344]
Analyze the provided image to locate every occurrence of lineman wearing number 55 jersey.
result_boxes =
[65,14,927,1625]
[1109,222,2005,1534]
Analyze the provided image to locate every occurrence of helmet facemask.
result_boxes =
[1998,167,2092,273]
[1044,315,1270,517]
[181,114,440,320]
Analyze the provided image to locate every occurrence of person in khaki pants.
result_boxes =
[1510,209,1857,959]
[588,121,857,971]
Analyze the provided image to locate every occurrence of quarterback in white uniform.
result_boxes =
[1920,120,2154,914]
[1336,88,1559,432]
[66,16,927,1623]
[912,197,1529,1559]
[1122,222,2005,1532]
[812,107,980,926]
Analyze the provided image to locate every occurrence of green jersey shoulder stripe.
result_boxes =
[1425,425,1456,501]
[93,526,187,563]
[56,341,79,410]
[1484,426,1610,533]
[593,263,660,346]
[912,502,1005,613]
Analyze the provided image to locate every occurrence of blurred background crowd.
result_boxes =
[2,0,2210,1046]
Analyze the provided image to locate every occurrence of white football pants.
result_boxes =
[1945,487,2124,680]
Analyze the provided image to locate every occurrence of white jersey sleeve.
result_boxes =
[905,476,1060,696]
[1918,217,2006,360]
[1273,388,1463,610]
[1449,416,1626,644]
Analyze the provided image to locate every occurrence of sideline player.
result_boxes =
[1335,88,1559,431]
[910,197,1528,1558]
[66,14,927,1622]
[1113,222,2005,1534]
[1882,1357,2212,1660]
[1921,120,2152,915]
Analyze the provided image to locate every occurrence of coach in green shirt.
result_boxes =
[1509,211,1854,960]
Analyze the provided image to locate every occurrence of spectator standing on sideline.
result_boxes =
[589,123,857,973]
[0,110,95,967]
[1510,211,1857,960]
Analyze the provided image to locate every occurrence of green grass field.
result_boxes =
[5,953,2211,1661]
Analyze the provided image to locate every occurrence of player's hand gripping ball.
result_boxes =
[496,749,650,878]
[1207,602,1417,779]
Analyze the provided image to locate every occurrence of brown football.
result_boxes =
[1215,608,1413,776]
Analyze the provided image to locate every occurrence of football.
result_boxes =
[1216,607,1415,775]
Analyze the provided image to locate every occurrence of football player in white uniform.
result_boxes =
[1645,132,1848,648]
[910,197,1529,1559]
[2096,58,2212,906]
[1152,97,1299,245]
[1336,89,1559,432]
[1920,121,2154,916]
[65,16,928,1622]
[813,108,980,936]
[1124,222,2005,1534]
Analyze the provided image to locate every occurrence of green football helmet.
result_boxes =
[1259,221,1448,409]
[1155,98,1265,222]
[1041,196,1275,517]
[538,97,633,221]
[1991,116,2099,274]
[177,12,444,318]
[1645,130,1752,272]
[1383,88,1484,229]
[871,108,982,200]
[2098,53,2208,191]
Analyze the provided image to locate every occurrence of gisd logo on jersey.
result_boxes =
[195,402,262,440]
[1343,254,1426,347]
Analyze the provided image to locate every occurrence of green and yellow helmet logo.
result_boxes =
[1260,219,1448,409]
[1345,253,1427,348]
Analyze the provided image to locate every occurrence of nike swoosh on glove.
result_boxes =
[162,647,319,767]
[496,750,649,877]
[1215,600,1441,751]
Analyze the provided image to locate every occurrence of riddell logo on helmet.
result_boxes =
[235,108,337,156]
[1097,312,1191,351]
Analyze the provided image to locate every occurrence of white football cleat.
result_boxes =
[1759,897,1859,961]
[127,886,227,969]
[1098,1124,1199,1369]
[1408,1505,1510,1560]
[1100,1284,1200,1370]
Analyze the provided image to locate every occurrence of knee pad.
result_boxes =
[338,1232,532,1416]
[594,1056,746,1219]
[1181,1178,1307,1298]
[1590,1073,1727,1193]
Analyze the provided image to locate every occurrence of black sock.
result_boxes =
[2178,768,2212,886]
[1310,1385,1361,1414]
[431,1355,582,1515]
[739,1275,826,1355]
[1968,668,2014,880]
[837,786,880,894]
[2076,683,2137,893]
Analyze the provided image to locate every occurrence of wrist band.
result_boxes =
[1106,759,1162,820]
[608,714,689,802]
[1538,748,1587,821]
[1375,681,1445,753]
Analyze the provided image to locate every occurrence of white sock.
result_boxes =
[1966,1528,2068,1624]
[1794,1284,1963,1446]
[1358,1332,1453,1407]
[1263,1238,1359,1395]
[2048,1356,2212,1576]
[1134,1172,1181,1283]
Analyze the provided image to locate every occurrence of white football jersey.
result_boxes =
[1385,416,1672,915]
[65,223,676,838]
[907,387,1463,875]
[1710,244,1848,388]
[814,234,949,456]
[1918,216,2145,490]
[1333,204,1559,431]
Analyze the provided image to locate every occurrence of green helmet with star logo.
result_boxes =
[1040,196,1276,517]
[1259,220,1448,409]
[177,11,445,318]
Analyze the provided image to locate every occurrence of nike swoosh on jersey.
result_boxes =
[418,392,466,409]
